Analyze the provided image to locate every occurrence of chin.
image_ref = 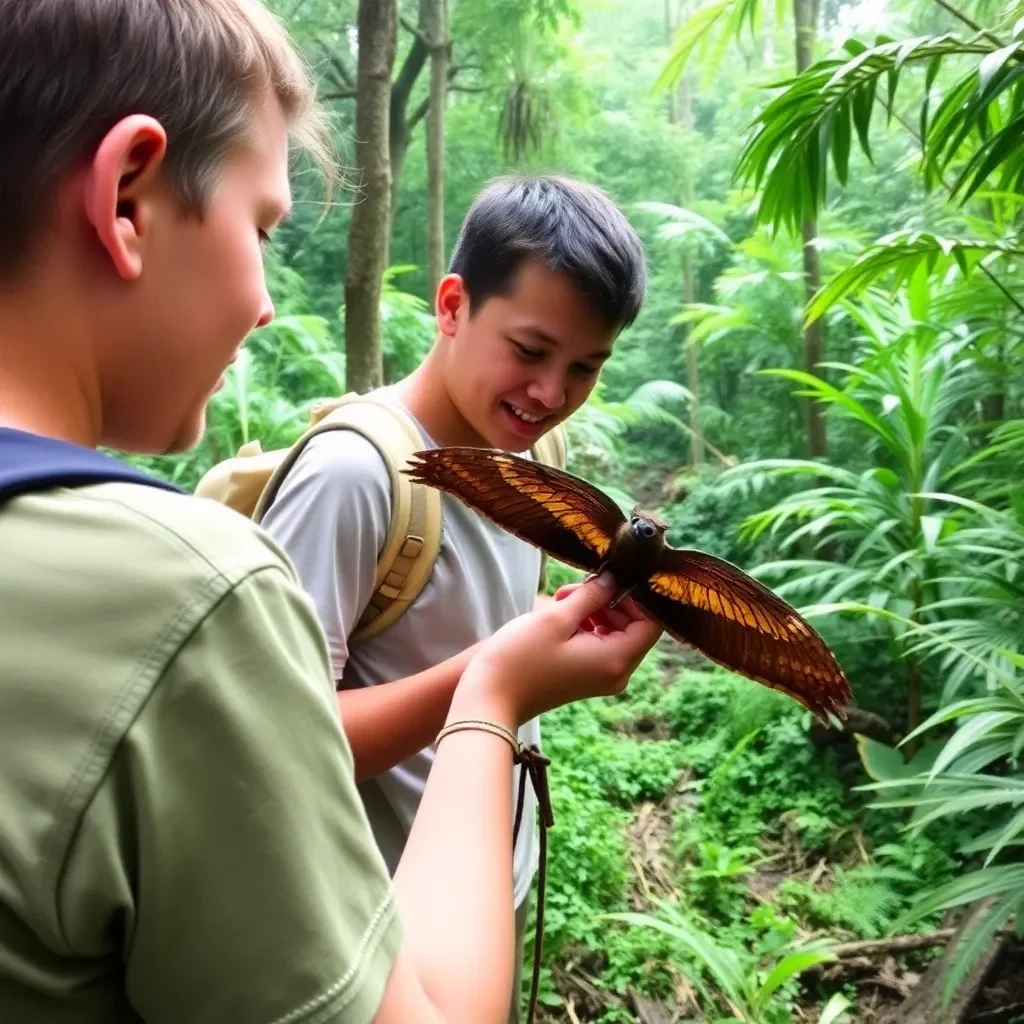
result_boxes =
[161,413,207,455]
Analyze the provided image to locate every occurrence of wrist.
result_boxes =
[448,661,520,731]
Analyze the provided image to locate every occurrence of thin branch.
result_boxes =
[824,926,1015,959]
[400,13,430,47]
[392,34,429,114]
[980,262,1024,316]
[450,84,489,94]
[408,96,429,134]
[320,45,355,92]
[322,89,357,101]
[932,0,1005,47]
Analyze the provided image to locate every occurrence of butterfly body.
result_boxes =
[602,512,669,600]
[404,446,852,724]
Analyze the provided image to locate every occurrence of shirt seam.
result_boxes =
[58,483,285,582]
[264,889,399,1024]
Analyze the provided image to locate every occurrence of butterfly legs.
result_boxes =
[584,567,638,610]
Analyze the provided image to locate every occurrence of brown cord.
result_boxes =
[512,743,553,1024]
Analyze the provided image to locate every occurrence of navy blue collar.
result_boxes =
[0,427,183,501]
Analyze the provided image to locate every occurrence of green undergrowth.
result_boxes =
[525,649,965,1022]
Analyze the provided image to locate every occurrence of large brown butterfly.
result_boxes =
[405,447,851,723]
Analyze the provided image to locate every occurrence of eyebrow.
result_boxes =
[520,325,613,362]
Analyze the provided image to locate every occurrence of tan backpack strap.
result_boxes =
[530,426,569,593]
[530,425,567,471]
[254,393,443,643]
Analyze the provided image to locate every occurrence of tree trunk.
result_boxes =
[664,0,678,124]
[683,254,702,467]
[793,0,827,458]
[905,657,923,757]
[422,0,448,295]
[667,0,703,468]
[345,0,398,394]
[983,340,1005,425]
[680,62,702,468]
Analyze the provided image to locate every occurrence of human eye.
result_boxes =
[570,361,600,378]
[511,339,544,361]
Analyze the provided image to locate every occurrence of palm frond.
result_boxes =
[735,34,1013,234]
[805,232,1024,323]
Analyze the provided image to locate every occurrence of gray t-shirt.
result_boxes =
[261,398,541,908]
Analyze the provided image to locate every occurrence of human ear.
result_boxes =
[435,274,466,338]
[82,115,168,281]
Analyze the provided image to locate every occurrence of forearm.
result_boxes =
[390,683,518,1024]
[338,643,479,782]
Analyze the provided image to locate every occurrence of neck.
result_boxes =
[0,287,102,447]
[393,340,490,448]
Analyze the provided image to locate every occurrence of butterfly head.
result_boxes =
[628,506,668,543]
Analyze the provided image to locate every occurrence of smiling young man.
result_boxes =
[261,173,648,1022]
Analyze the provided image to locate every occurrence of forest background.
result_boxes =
[139,0,1024,1020]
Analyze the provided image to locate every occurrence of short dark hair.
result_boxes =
[448,174,647,331]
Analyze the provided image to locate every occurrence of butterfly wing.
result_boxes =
[404,446,624,573]
[635,548,851,722]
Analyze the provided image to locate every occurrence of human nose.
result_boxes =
[255,289,275,329]
[525,369,566,410]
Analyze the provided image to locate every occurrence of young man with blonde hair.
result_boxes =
[0,2,662,1023]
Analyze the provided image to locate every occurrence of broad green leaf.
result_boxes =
[819,992,853,1024]
[756,946,836,1005]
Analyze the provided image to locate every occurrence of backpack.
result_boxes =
[194,392,567,642]
[0,427,183,501]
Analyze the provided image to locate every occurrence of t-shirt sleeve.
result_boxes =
[260,431,393,679]
[59,566,401,1024]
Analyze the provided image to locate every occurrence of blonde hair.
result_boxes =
[0,0,337,277]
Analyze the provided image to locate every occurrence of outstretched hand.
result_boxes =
[453,573,663,727]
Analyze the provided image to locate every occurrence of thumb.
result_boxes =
[549,571,619,629]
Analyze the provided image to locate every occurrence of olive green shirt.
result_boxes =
[0,481,401,1022]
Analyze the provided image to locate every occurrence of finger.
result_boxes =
[620,613,664,654]
[586,614,663,674]
[591,605,631,632]
[610,593,655,625]
[548,571,618,629]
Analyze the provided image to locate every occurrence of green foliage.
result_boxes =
[660,464,777,563]
[665,669,851,851]
[778,863,910,939]
[606,899,838,1024]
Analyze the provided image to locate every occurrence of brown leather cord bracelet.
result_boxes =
[436,720,554,1024]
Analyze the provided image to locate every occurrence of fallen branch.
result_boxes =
[828,927,1015,959]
